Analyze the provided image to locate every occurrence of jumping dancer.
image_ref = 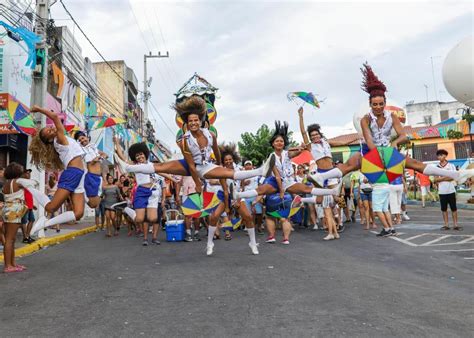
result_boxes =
[114,96,276,190]
[234,121,341,202]
[74,131,108,209]
[309,63,474,187]
[206,143,259,256]
[27,106,86,234]
[114,138,164,246]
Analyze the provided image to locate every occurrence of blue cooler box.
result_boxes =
[165,210,185,242]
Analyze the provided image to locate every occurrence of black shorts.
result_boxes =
[344,188,351,204]
[439,193,457,212]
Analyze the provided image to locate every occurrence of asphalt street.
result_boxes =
[1,205,473,337]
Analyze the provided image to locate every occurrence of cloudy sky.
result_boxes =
[51,0,473,151]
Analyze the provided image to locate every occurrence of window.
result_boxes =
[331,152,344,163]
[413,144,438,162]
[423,116,432,125]
[454,141,472,159]
[440,110,449,121]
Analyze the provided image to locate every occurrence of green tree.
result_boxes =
[238,123,298,166]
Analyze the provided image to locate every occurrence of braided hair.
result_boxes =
[361,62,387,101]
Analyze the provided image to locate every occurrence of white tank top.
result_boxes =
[184,128,213,165]
[310,138,332,161]
[82,142,101,163]
[54,136,85,168]
[368,110,393,146]
[274,150,294,180]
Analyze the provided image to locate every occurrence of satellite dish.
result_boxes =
[442,35,474,108]
[148,77,153,87]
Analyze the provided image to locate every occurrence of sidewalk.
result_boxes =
[407,193,474,210]
[1,217,97,262]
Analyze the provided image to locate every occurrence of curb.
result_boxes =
[406,200,474,210]
[0,225,97,261]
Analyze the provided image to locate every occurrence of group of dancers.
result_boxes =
[3,62,474,271]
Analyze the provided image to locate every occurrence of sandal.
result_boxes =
[3,266,24,273]
[440,226,450,230]
[224,233,232,241]
[453,226,463,231]
[15,264,27,270]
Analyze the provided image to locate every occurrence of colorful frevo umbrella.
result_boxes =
[361,146,406,184]
[7,99,36,135]
[287,91,321,108]
[267,196,302,219]
[221,218,242,232]
[93,116,126,129]
[181,192,220,218]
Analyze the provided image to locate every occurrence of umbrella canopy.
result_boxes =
[181,192,220,218]
[361,146,406,184]
[266,194,302,219]
[221,218,242,232]
[7,99,36,135]
[291,150,314,165]
[287,91,321,108]
[93,117,126,129]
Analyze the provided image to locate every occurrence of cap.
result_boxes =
[244,160,253,165]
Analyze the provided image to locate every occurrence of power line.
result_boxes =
[58,0,143,94]
[153,8,181,81]
[149,100,176,138]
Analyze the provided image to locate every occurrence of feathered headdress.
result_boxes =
[361,62,387,99]
[270,121,290,147]
[219,142,241,164]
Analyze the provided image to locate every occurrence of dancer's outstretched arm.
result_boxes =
[298,107,310,146]
[31,105,67,145]
[113,136,130,163]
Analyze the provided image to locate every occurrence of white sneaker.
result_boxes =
[402,213,410,221]
[30,216,47,235]
[261,153,276,177]
[206,243,214,256]
[334,232,340,239]
[308,173,325,188]
[456,169,474,184]
[312,224,319,230]
[323,234,335,241]
[249,243,259,255]
[114,154,129,173]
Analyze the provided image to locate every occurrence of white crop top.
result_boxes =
[367,110,393,147]
[184,128,213,165]
[274,150,294,180]
[310,138,332,161]
[54,136,85,168]
[136,165,163,190]
[82,142,101,163]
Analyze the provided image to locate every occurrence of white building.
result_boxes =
[405,100,465,127]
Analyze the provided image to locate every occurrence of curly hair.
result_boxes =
[128,142,150,162]
[29,133,64,171]
[172,96,206,124]
[270,121,289,147]
[307,123,324,139]
[361,62,387,100]
[74,130,87,140]
[4,162,24,180]
[219,142,241,164]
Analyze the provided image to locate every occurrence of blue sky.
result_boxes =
[51,0,474,150]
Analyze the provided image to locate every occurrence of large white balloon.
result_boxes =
[442,35,474,108]
[352,100,406,137]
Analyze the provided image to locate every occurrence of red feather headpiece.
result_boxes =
[361,62,387,98]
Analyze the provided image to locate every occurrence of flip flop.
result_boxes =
[440,226,450,230]
[3,266,24,273]
[453,226,463,231]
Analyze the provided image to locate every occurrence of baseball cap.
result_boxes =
[244,160,253,165]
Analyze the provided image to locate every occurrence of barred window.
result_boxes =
[454,141,472,159]
[413,144,438,162]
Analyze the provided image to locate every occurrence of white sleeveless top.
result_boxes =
[184,128,213,165]
[54,136,85,168]
[82,142,101,163]
[274,150,294,180]
[310,138,332,161]
[367,110,393,146]
[136,162,157,186]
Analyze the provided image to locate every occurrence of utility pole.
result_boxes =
[29,0,50,238]
[143,51,169,134]
[423,84,429,102]
[430,56,439,102]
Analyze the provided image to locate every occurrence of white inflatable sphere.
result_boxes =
[353,100,405,137]
[442,35,474,108]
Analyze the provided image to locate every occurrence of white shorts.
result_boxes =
[322,195,335,209]
[196,163,219,178]
[389,184,403,214]
[283,179,298,191]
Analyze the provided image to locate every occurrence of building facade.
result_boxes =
[405,100,465,127]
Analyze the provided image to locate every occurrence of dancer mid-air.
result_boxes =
[114,96,276,190]
[309,63,474,187]
[26,106,86,234]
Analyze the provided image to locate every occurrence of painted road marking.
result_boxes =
[433,248,474,252]
[464,257,474,260]
[372,232,474,248]
[420,235,452,246]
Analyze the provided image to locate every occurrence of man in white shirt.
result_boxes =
[434,150,461,230]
